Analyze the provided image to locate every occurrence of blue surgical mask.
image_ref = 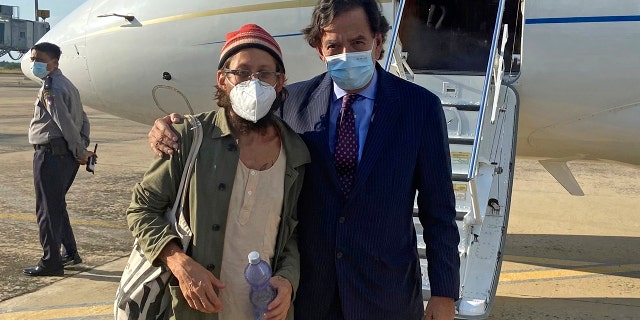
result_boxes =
[30,61,49,79]
[325,47,375,90]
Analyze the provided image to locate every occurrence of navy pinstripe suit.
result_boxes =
[279,64,460,319]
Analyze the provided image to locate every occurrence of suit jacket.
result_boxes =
[279,64,460,319]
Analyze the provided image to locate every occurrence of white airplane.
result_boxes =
[21,0,640,318]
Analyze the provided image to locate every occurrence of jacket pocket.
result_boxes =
[378,245,418,268]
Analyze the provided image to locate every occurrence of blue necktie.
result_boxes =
[335,94,359,196]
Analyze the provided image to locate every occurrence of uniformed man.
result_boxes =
[24,42,95,276]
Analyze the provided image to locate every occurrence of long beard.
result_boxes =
[217,89,274,135]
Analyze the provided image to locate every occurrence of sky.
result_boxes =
[2,0,85,25]
[1,0,86,61]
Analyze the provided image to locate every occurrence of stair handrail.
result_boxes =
[384,0,406,71]
[491,25,509,124]
[468,0,507,180]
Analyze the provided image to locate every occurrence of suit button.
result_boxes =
[212,224,221,231]
[336,252,343,259]
[227,143,237,151]
[218,183,226,191]
[338,217,345,223]
[206,264,216,271]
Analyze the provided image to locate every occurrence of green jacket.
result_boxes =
[127,110,310,319]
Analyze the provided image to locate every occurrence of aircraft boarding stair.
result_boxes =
[385,0,521,318]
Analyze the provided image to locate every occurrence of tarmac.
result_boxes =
[0,73,639,319]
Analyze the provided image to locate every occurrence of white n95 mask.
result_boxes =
[229,78,277,123]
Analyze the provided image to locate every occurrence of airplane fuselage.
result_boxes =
[17,1,640,318]
[21,0,640,165]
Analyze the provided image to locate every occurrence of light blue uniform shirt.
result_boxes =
[329,70,378,161]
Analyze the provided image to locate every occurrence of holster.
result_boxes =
[49,138,71,156]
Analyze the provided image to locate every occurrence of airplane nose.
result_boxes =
[21,0,102,106]
[20,56,36,83]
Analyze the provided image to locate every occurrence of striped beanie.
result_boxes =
[218,24,285,72]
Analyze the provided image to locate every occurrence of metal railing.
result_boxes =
[468,0,507,180]
[384,0,406,72]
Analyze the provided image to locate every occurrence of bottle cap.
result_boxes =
[248,251,260,264]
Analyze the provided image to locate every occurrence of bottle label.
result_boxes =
[250,287,275,305]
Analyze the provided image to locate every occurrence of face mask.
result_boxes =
[229,78,277,123]
[31,61,49,79]
[325,46,375,90]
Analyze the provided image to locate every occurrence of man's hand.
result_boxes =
[149,113,183,156]
[77,150,96,165]
[424,296,455,320]
[162,242,226,313]
[264,275,293,320]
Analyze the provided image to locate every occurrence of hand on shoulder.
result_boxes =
[149,113,183,156]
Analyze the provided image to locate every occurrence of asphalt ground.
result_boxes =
[0,73,149,304]
[0,73,639,319]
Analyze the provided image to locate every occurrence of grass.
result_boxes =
[0,68,23,74]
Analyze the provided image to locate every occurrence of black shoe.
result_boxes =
[23,265,64,276]
[62,252,83,266]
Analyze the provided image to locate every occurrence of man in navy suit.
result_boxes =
[149,1,459,318]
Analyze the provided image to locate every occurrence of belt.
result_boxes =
[33,143,51,151]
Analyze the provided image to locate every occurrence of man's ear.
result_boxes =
[275,73,285,93]
[373,33,384,60]
[316,46,327,63]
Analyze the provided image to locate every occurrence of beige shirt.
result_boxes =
[219,146,286,319]
[28,69,90,159]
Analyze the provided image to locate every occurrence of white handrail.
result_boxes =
[491,25,509,124]
[468,0,507,180]
[384,0,406,71]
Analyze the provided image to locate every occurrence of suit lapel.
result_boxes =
[303,75,343,191]
[297,69,403,199]
[306,75,333,133]
[349,68,401,199]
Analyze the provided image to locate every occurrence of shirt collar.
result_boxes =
[332,68,378,101]
[48,69,62,77]
[212,108,232,139]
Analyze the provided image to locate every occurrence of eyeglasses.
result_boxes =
[224,69,281,83]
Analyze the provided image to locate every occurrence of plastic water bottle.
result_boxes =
[244,251,276,320]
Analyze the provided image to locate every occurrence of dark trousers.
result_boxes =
[33,147,79,268]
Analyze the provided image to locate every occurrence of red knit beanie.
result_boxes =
[218,24,285,72]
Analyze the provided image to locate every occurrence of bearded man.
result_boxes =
[126,24,309,320]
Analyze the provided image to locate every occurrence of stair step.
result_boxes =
[443,106,480,140]
[449,137,475,145]
[414,216,469,259]
[450,144,473,176]
[452,173,470,182]
[442,104,480,112]
[412,209,469,221]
